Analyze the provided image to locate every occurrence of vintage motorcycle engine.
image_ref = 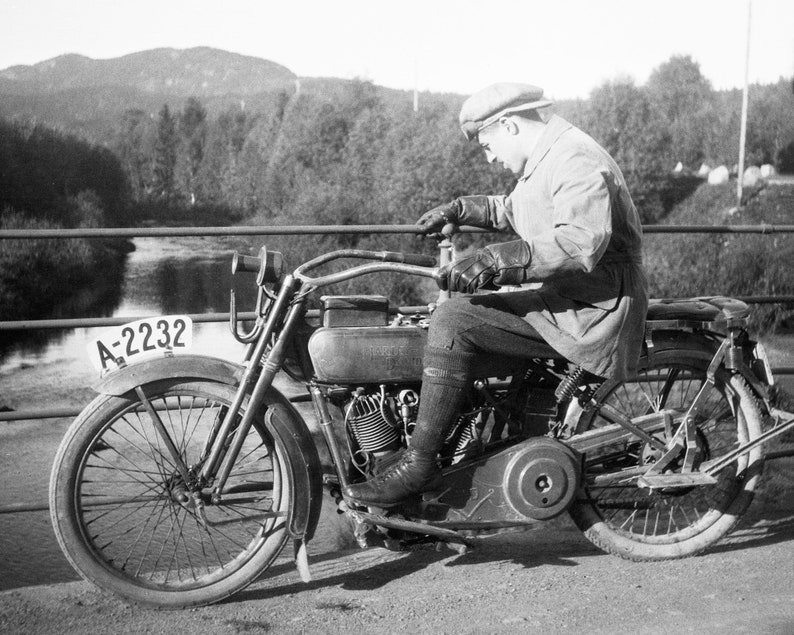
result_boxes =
[310,296,583,522]
[344,387,418,455]
[307,296,425,471]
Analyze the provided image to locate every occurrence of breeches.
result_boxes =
[427,293,560,375]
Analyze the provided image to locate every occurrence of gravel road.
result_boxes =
[2,352,794,634]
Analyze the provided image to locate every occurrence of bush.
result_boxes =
[644,183,794,332]
[0,207,126,321]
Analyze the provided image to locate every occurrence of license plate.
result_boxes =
[87,316,193,373]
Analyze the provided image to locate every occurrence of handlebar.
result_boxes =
[294,248,441,288]
[232,246,444,289]
[372,250,437,267]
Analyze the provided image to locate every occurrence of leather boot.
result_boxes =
[343,447,440,507]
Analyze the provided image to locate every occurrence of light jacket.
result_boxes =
[482,115,649,379]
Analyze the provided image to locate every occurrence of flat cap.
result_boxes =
[459,82,553,140]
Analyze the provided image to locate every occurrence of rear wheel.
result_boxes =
[569,346,764,561]
[50,379,292,608]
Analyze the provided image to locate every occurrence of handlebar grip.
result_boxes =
[378,251,437,267]
[400,253,437,267]
[232,252,262,275]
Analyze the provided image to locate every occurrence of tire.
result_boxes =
[569,345,764,561]
[50,379,292,608]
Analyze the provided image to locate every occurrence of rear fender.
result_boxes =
[93,354,323,542]
[643,329,720,364]
[647,329,772,408]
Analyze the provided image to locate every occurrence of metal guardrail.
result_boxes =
[4,223,794,239]
[0,224,430,239]
[3,297,794,333]
[0,311,258,332]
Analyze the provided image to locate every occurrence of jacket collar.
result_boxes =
[519,114,573,181]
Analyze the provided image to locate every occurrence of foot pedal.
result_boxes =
[638,472,717,489]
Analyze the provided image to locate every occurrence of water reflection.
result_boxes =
[0,249,127,357]
[0,237,260,373]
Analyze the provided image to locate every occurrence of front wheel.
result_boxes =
[569,346,764,561]
[50,379,292,608]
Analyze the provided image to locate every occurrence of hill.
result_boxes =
[0,47,303,144]
[0,47,296,96]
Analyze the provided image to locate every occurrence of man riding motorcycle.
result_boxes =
[345,82,649,507]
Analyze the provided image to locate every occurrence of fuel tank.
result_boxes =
[308,325,427,383]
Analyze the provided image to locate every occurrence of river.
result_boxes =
[0,235,263,374]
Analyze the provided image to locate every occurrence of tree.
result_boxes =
[646,55,715,168]
[585,78,670,221]
[177,97,207,205]
[747,79,794,168]
[115,109,153,201]
[152,104,178,203]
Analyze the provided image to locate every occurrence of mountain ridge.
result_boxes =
[0,47,297,97]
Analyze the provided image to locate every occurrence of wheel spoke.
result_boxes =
[570,349,763,560]
[54,380,291,602]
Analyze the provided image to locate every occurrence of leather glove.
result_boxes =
[438,240,532,293]
[484,239,532,287]
[416,200,460,236]
[438,252,498,294]
[416,196,495,236]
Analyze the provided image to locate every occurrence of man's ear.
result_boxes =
[500,117,520,135]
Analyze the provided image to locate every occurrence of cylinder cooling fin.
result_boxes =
[345,393,400,454]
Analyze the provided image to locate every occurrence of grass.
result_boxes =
[644,181,794,333]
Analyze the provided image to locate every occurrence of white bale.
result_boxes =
[708,165,730,185]
[697,163,711,177]
[761,164,777,177]
[742,165,763,187]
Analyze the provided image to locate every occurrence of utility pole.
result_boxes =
[737,0,752,207]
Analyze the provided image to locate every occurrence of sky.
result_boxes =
[1,0,793,99]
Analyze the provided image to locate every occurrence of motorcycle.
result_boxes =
[49,231,794,608]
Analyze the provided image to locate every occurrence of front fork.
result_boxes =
[197,275,307,499]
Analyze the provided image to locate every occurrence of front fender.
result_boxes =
[93,354,323,542]
[93,354,244,396]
